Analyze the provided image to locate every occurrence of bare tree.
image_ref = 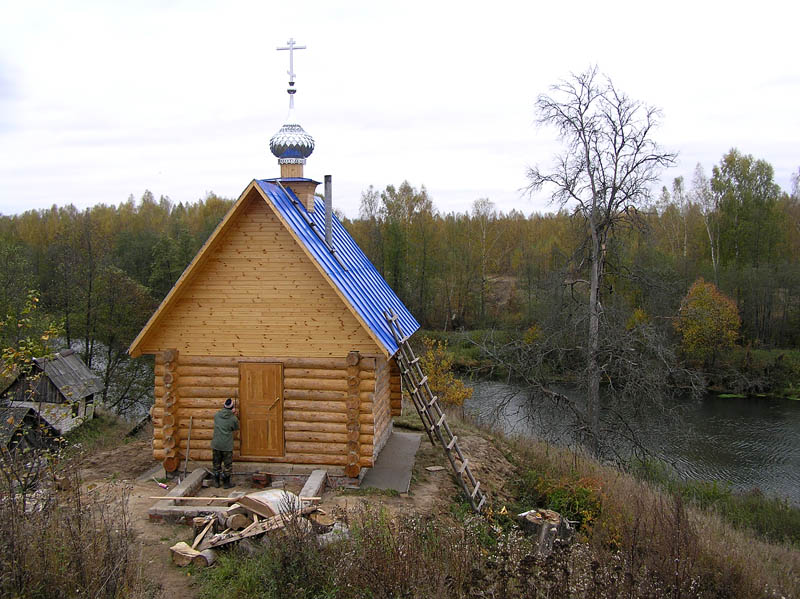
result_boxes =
[526,66,676,454]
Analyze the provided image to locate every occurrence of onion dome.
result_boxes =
[269,111,315,164]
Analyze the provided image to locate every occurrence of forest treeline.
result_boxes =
[347,150,800,349]
[0,148,798,412]
[0,191,233,412]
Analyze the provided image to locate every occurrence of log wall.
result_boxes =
[389,358,402,416]
[371,356,393,459]
[138,192,380,357]
[151,353,384,472]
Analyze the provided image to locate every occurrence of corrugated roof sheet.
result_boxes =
[34,350,103,400]
[257,180,420,356]
[0,406,36,445]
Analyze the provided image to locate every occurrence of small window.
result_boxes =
[71,402,79,417]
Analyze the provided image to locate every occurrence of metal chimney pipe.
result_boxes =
[324,175,332,248]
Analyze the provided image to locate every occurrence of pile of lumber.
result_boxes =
[169,489,324,567]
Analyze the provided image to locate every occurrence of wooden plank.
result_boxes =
[191,521,214,549]
[283,368,345,379]
[285,441,347,455]
[284,410,347,424]
[176,356,349,369]
[283,421,347,433]
[284,378,348,392]
[236,495,276,519]
[285,431,348,443]
[283,399,346,412]
[284,390,345,402]
[199,513,298,550]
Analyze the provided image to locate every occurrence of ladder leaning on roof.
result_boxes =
[384,308,487,513]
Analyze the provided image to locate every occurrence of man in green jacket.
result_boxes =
[211,398,239,488]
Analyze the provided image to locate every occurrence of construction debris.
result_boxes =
[168,488,336,567]
[169,542,217,568]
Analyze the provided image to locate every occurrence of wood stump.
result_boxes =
[517,508,574,556]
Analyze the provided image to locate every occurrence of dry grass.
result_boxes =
[502,435,800,598]
[0,431,152,598]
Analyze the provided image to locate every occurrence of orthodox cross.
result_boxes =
[277,38,306,86]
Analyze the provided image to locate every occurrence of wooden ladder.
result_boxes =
[384,308,487,513]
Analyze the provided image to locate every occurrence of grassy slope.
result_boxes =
[199,410,800,599]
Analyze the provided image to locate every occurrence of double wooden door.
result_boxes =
[239,363,284,457]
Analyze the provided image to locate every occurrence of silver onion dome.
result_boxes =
[269,115,315,164]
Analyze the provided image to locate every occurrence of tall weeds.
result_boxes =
[0,449,139,598]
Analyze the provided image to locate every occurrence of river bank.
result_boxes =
[417,329,800,400]
[466,379,800,507]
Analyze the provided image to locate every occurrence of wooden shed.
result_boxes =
[128,178,418,478]
[1,349,103,434]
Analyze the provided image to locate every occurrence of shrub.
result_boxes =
[0,460,139,598]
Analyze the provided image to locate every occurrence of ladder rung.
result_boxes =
[409,357,419,364]
[427,396,438,409]
[446,435,458,450]
[387,314,398,322]
[471,481,481,498]
[399,335,409,344]
[417,375,428,386]
[457,458,469,474]
[436,414,446,427]
[476,495,486,511]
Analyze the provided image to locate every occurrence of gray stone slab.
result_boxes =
[300,469,327,506]
[361,432,422,493]
[148,468,215,520]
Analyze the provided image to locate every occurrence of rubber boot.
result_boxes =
[223,474,234,489]
[212,473,221,488]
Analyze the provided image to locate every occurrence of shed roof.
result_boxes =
[0,406,37,446]
[0,406,59,447]
[33,350,103,400]
[128,180,419,358]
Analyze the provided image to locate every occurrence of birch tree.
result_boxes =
[691,164,720,283]
[526,66,676,454]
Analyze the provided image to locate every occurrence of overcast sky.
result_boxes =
[0,1,798,218]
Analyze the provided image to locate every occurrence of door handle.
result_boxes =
[266,396,281,411]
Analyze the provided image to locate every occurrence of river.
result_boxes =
[465,381,800,506]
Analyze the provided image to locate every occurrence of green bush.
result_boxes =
[513,469,602,529]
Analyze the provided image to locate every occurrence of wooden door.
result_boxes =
[239,363,284,457]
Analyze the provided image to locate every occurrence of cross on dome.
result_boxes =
[277,38,306,86]
[270,37,314,170]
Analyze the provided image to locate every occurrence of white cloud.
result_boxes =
[0,0,797,217]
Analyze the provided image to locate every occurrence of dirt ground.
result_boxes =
[78,422,514,598]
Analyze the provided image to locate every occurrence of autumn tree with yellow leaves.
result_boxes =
[418,337,473,408]
[675,278,740,367]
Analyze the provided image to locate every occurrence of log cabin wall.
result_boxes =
[389,358,402,416]
[151,352,386,475]
[371,356,393,460]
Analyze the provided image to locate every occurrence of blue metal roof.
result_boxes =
[256,179,420,356]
